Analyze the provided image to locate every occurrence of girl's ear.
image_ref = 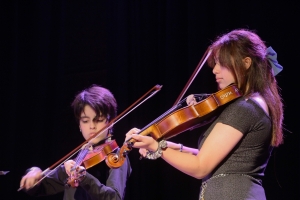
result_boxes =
[243,57,252,69]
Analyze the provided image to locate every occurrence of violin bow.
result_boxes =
[18,84,162,191]
[173,47,212,107]
[123,48,212,158]
[123,48,212,145]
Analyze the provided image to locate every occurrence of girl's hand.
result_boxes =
[139,148,148,157]
[186,94,197,106]
[125,128,158,152]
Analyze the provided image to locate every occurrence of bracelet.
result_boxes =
[145,140,167,160]
[179,143,183,152]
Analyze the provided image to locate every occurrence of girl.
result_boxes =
[125,29,283,200]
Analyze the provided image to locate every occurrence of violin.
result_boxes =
[105,84,242,169]
[66,139,119,187]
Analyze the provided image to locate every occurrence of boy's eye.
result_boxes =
[97,118,106,123]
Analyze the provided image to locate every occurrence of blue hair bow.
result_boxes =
[267,46,283,76]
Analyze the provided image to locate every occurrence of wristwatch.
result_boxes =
[145,139,167,160]
[159,139,168,150]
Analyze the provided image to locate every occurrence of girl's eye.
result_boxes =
[82,120,88,123]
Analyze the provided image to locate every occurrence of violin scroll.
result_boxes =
[82,140,118,169]
[105,142,133,169]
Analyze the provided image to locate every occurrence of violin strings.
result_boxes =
[73,148,89,170]
[193,94,211,102]
[127,94,211,142]
[132,101,184,140]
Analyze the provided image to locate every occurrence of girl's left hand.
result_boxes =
[125,128,158,152]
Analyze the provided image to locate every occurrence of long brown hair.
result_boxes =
[208,29,283,146]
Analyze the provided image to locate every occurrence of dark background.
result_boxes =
[1,1,299,200]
